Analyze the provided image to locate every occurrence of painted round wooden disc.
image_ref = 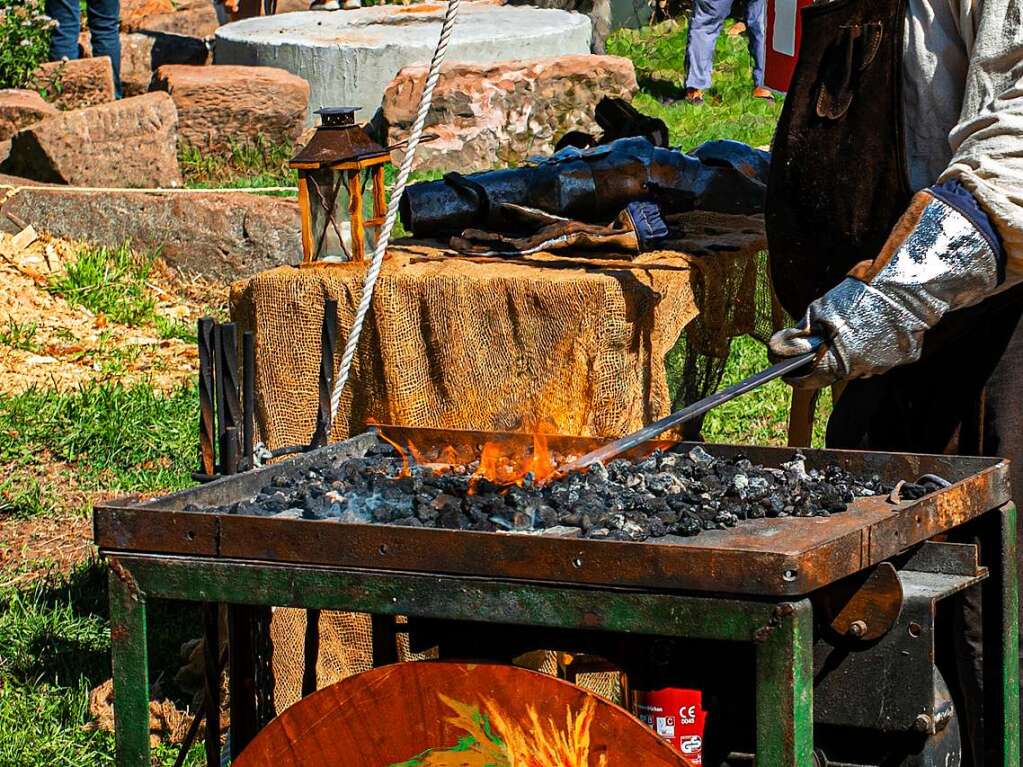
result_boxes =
[234,661,693,767]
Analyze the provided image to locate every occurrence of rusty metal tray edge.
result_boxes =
[93,429,1011,597]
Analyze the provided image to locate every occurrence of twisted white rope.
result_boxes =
[328,0,461,427]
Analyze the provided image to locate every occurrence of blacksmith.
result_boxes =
[765,0,1023,762]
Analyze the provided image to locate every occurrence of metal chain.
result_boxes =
[327,0,462,426]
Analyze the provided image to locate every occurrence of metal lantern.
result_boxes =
[290,107,390,264]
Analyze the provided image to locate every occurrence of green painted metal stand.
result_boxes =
[105,504,1020,767]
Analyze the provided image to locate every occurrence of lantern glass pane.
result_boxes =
[361,168,384,258]
[307,168,354,261]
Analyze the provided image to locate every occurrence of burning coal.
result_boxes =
[195,440,905,542]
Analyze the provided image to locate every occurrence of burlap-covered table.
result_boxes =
[229,210,770,710]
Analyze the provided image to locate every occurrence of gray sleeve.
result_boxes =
[938,0,1023,284]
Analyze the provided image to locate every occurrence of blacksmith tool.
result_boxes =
[559,341,821,473]
[196,317,216,477]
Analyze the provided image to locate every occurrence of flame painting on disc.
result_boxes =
[232,662,693,766]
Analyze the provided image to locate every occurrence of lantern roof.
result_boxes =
[290,107,389,168]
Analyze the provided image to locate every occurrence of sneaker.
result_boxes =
[752,86,775,101]
[684,88,705,105]
[309,0,339,9]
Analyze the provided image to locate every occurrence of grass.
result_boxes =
[0,382,198,493]
[179,137,297,193]
[607,20,783,149]
[0,318,42,353]
[0,563,205,767]
[700,335,831,447]
[47,242,196,344]
[0,475,56,518]
[48,243,156,326]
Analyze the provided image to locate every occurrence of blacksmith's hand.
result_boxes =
[769,182,1005,389]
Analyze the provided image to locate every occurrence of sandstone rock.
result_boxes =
[32,57,116,110]
[138,4,220,38]
[0,90,59,141]
[151,64,309,151]
[120,0,176,31]
[0,173,301,281]
[76,32,212,97]
[5,92,181,188]
[120,32,211,97]
[382,55,638,172]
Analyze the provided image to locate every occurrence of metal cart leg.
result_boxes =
[108,563,150,767]
[997,503,1020,766]
[756,599,814,766]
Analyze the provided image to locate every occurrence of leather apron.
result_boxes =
[767,0,911,319]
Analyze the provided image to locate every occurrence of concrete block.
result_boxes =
[214,2,592,122]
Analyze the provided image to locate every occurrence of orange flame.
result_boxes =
[470,426,559,490]
[368,419,411,477]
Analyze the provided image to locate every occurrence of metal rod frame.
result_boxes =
[107,505,1020,767]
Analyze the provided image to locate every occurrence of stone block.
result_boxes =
[120,0,176,31]
[151,64,309,150]
[383,55,638,172]
[4,92,182,188]
[138,4,221,37]
[0,89,59,141]
[214,3,591,123]
[120,31,211,97]
[0,173,301,281]
[32,57,116,110]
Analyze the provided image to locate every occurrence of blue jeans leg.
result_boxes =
[87,0,122,97]
[743,0,767,87]
[684,0,732,91]
[45,0,81,62]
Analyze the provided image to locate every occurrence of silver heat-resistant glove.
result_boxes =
[769,183,1005,389]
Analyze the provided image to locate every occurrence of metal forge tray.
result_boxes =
[94,426,1011,597]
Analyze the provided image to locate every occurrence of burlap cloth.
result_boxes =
[228,211,769,712]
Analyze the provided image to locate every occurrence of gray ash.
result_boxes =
[194,443,896,541]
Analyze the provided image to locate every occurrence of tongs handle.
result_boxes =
[559,338,824,473]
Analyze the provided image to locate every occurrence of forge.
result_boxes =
[195,428,899,541]
[96,424,1018,766]
[213,3,592,121]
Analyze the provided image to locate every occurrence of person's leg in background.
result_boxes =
[742,0,774,99]
[684,0,733,103]
[45,0,81,63]
[86,0,122,98]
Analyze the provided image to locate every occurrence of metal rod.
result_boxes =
[202,603,221,767]
[228,604,258,758]
[309,300,338,449]
[171,645,229,767]
[213,324,227,470]
[243,331,256,470]
[559,347,820,473]
[253,606,276,728]
[222,426,240,476]
[219,323,242,474]
[197,318,216,477]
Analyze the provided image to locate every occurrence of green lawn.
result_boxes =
[0,18,822,765]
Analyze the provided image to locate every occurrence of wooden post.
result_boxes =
[786,388,819,448]
[348,170,365,262]
[372,165,387,219]
[296,176,315,263]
